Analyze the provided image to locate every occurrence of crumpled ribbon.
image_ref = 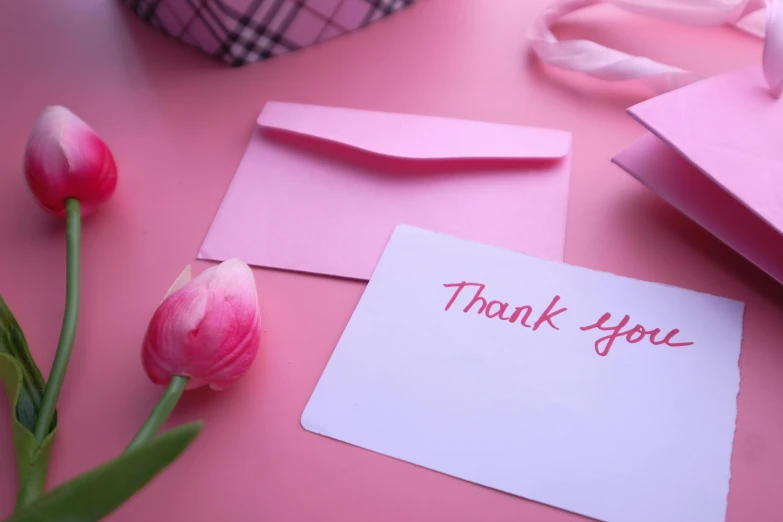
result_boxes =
[529,0,783,98]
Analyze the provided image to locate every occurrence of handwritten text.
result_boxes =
[442,281,694,357]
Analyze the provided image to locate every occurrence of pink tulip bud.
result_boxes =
[24,106,117,216]
[142,259,262,391]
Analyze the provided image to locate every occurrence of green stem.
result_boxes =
[15,468,46,509]
[33,198,81,442]
[16,198,81,509]
[126,376,188,452]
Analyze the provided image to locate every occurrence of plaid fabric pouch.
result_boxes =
[124,0,415,66]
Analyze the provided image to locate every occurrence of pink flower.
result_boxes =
[142,259,261,391]
[24,106,117,216]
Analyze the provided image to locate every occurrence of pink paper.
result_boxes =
[199,102,572,280]
[613,66,783,284]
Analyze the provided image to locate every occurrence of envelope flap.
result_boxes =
[258,102,571,160]
[627,66,783,233]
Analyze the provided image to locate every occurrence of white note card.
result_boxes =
[302,225,744,522]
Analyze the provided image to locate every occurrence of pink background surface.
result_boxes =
[0,1,781,521]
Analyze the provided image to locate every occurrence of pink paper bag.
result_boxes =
[124,0,414,66]
[613,66,783,284]
[529,0,783,284]
[198,102,572,280]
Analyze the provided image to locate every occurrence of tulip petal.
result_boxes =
[141,259,261,391]
[24,106,117,217]
[163,266,192,301]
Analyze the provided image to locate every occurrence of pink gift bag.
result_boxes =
[124,0,414,66]
[529,0,783,285]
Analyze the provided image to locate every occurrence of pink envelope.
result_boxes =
[199,102,572,280]
[613,67,783,285]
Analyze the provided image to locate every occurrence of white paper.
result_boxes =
[302,225,744,522]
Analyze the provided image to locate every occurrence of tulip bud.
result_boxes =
[142,259,261,391]
[24,106,117,216]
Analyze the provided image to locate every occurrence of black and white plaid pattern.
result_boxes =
[125,0,415,66]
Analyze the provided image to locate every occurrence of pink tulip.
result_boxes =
[142,259,261,391]
[24,106,117,216]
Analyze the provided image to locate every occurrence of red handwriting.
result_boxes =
[443,282,567,331]
[579,312,694,356]
[442,281,694,356]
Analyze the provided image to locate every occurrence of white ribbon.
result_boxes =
[528,0,783,98]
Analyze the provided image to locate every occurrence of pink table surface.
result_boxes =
[1,1,782,521]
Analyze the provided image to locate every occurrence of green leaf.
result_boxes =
[6,422,202,522]
[0,355,57,508]
[0,296,54,433]
[0,295,58,506]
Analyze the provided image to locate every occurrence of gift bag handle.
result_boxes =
[528,0,783,98]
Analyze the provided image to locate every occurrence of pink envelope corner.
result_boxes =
[613,66,783,284]
[198,101,573,280]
